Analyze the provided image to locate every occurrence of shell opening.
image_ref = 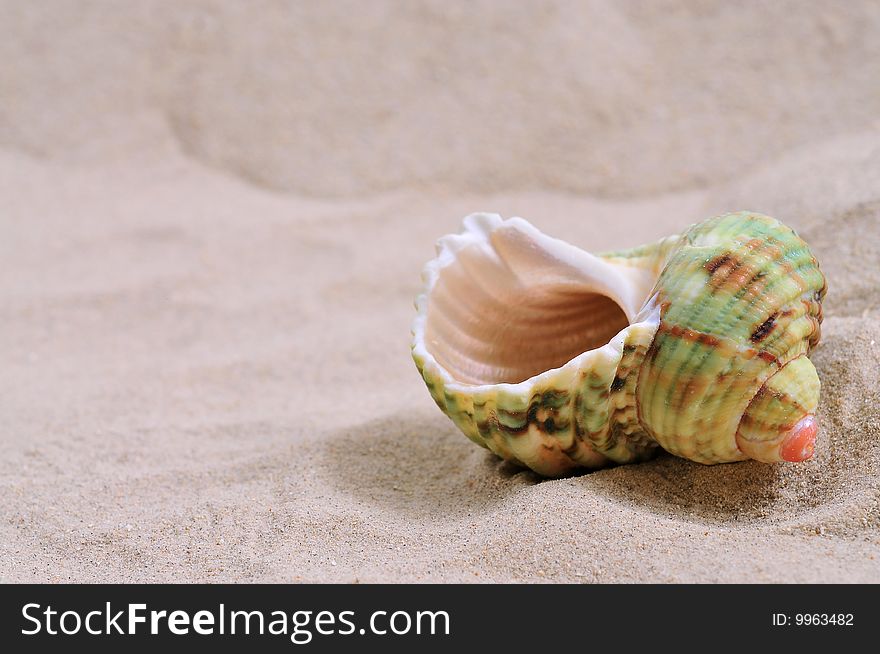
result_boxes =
[426,282,630,385]
[420,216,654,386]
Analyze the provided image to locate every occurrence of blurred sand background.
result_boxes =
[1,0,879,582]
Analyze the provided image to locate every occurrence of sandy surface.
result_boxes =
[1,1,879,583]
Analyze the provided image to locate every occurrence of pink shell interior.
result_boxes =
[424,223,630,385]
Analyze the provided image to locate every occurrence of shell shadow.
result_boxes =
[316,411,543,520]
[580,454,787,525]
[316,410,788,526]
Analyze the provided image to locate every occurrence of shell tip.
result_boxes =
[779,415,818,462]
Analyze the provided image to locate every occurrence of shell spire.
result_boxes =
[411,211,826,476]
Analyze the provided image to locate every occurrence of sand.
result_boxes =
[1,1,879,583]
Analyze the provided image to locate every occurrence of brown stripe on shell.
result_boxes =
[705,253,733,275]
[807,314,822,350]
[703,240,795,318]
[704,252,753,291]
[744,382,811,424]
[730,237,788,307]
[657,321,722,348]
[673,372,712,412]
[776,257,810,295]
[570,390,586,445]
[494,391,572,437]
[493,410,528,436]
[750,312,778,343]
[738,412,798,433]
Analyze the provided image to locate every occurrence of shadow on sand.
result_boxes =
[312,409,837,526]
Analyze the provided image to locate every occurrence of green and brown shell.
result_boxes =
[411,212,826,477]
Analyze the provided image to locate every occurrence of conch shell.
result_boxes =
[411,212,826,476]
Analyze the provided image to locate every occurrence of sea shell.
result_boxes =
[411,211,827,477]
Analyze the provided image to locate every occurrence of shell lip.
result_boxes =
[411,212,663,395]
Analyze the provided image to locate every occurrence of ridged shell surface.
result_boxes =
[634,213,825,464]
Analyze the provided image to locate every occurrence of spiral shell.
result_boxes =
[411,211,826,476]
